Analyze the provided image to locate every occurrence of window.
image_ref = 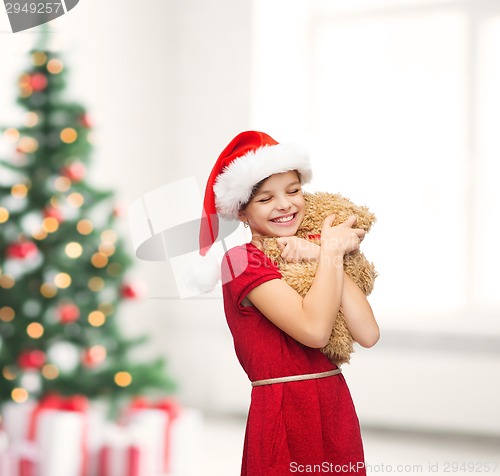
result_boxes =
[251,0,500,331]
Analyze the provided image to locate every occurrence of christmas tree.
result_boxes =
[0,35,174,405]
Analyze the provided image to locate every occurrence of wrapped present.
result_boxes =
[1,402,36,445]
[29,394,89,476]
[0,430,11,476]
[85,402,108,476]
[125,397,181,475]
[0,431,39,476]
[97,424,149,476]
[167,407,204,476]
[2,402,39,476]
[1,395,89,476]
[2,397,203,476]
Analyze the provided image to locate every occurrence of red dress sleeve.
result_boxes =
[221,244,282,309]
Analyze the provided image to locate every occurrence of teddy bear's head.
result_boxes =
[298,192,375,237]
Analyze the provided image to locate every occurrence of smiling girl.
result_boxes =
[199,131,379,475]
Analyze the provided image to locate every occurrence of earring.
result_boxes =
[243,221,249,228]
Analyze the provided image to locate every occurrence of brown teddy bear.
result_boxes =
[261,192,377,365]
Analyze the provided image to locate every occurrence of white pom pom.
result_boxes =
[182,253,221,296]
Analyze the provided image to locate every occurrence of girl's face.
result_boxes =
[238,170,305,240]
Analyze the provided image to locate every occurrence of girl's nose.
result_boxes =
[276,196,292,211]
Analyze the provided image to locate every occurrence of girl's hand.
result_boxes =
[276,236,320,263]
[320,214,365,256]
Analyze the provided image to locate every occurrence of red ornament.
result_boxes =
[58,303,80,324]
[61,161,86,182]
[43,206,64,223]
[82,346,106,368]
[113,203,126,218]
[79,114,92,128]
[6,241,38,260]
[121,283,138,299]
[18,350,46,370]
[121,281,146,299]
[30,73,48,92]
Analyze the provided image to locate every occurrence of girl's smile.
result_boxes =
[270,212,298,225]
[271,212,295,223]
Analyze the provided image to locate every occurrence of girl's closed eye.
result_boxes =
[257,196,272,203]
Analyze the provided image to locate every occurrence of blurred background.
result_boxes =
[1,0,499,475]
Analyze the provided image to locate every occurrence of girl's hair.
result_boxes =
[240,170,302,211]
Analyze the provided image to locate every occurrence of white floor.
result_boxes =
[200,414,500,476]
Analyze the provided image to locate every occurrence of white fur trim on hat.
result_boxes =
[213,143,312,219]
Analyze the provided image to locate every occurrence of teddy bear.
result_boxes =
[260,192,377,365]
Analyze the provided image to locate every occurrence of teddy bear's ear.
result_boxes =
[353,206,376,231]
[301,191,376,232]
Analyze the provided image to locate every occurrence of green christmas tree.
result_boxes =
[0,36,174,405]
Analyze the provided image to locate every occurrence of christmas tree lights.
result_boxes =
[0,34,173,404]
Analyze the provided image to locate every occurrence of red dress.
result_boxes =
[221,243,366,476]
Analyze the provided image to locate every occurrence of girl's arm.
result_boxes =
[272,231,380,348]
[340,273,379,347]
[246,215,363,348]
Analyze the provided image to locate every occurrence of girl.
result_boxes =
[199,131,379,475]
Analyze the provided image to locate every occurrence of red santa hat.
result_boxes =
[199,131,312,256]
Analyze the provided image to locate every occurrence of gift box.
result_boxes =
[1,402,36,446]
[0,430,12,476]
[36,409,86,476]
[30,394,88,476]
[1,395,88,476]
[1,402,39,476]
[0,431,38,476]
[125,398,180,475]
[167,407,203,476]
[85,403,108,476]
[97,424,149,476]
[2,397,202,476]
[124,399,204,476]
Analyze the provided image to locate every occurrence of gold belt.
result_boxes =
[251,368,342,387]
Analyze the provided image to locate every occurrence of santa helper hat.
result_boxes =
[191,131,312,293]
